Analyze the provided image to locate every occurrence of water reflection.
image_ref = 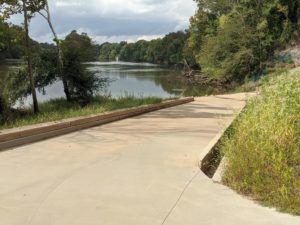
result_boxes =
[86,62,184,98]
[1,61,222,106]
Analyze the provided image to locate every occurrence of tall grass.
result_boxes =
[0,96,163,130]
[221,71,300,215]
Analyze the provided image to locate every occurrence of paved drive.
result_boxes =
[0,93,299,225]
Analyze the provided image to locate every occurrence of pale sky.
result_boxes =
[9,0,197,44]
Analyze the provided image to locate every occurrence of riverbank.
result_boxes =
[220,68,300,215]
[0,96,163,130]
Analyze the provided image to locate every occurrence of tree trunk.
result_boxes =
[44,1,71,101]
[53,30,71,102]
[0,96,6,121]
[23,0,39,113]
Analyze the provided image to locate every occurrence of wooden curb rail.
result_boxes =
[0,97,194,150]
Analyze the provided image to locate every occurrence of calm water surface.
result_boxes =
[1,61,219,106]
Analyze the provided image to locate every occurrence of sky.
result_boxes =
[9,0,197,44]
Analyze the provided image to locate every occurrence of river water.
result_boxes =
[1,61,219,106]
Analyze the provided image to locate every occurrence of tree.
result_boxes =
[99,43,113,61]
[161,31,187,65]
[0,71,11,122]
[37,0,71,101]
[64,31,98,61]
[22,0,39,113]
[189,0,300,82]
[98,42,124,61]
[199,14,256,82]
[0,18,56,118]
[62,31,105,104]
[0,20,25,60]
[0,0,45,113]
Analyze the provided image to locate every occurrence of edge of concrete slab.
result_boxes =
[199,93,255,179]
[212,156,227,183]
[198,124,227,177]
[0,97,194,150]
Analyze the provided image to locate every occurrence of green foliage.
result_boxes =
[161,32,187,65]
[98,42,124,61]
[98,31,197,67]
[0,0,46,19]
[1,0,49,113]
[1,25,107,111]
[62,31,106,104]
[4,45,58,102]
[199,14,256,82]
[0,20,24,59]
[189,0,300,82]
[0,70,13,122]
[33,47,57,89]
[222,70,300,214]
[144,39,163,63]
[188,9,217,55]
[64,30,98,62]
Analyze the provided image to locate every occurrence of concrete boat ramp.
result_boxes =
[0,93,299,225]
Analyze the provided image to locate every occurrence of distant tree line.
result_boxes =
[98,31,199,69]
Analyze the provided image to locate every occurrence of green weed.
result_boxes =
[0,96,163,130]
[221,71,300,215]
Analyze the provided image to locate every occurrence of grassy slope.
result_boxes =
[221,70,300,215]
[0,96,163,130]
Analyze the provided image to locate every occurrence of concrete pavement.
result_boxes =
[0,93,299,225]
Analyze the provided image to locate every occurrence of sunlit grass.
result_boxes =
[221,71,300,215]
[0,95,164,130]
